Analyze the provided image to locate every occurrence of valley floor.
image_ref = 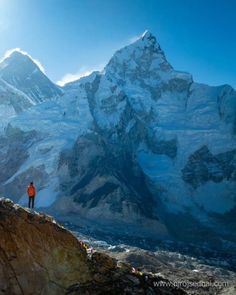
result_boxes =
[63,221,236,295]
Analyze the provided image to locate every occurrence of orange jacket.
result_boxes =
[27,185,36,197]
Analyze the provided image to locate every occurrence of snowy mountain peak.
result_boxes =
[141,30,156,42]
[0,50,41,73]
[132,30,160,51]
[141,30,152,38]
[0,49,62,103]
[5,49,32,61]
[105,30,172,80]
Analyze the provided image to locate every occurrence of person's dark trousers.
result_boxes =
[28,196,35,209]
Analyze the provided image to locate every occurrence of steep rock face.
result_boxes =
[0,198,185,295]
[0,198,92,295]
[0,51,62,103]
[56,133,169,238]
[182,145,236,188]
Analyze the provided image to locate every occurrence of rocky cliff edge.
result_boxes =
[0,198,185,295]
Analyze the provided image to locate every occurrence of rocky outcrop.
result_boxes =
[0,198,185,295]
[0,198,91,295]
[182,145,236,188]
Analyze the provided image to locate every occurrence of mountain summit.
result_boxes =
[0,50,62,103]
[105,30,173,81]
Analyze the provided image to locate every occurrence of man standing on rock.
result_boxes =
[27,182,36,209]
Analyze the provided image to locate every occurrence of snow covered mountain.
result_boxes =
[0,78,35,130]
[0,31,235,249]
[0,50,62,103]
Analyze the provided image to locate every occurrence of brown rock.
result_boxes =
[91,252,117,273]
[0,198,93,295]
[117,261,133,273]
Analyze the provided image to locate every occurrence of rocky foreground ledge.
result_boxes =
[0,198,186,295]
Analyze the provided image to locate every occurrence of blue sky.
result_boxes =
[0,0,235,87]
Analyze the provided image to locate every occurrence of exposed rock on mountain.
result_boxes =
[0,198,91,295]
[56,132,169,239]
[182,145,236,188]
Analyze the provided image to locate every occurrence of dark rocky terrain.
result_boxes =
[62,221,236,295]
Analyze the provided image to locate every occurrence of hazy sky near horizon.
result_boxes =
[0,0,235,87]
